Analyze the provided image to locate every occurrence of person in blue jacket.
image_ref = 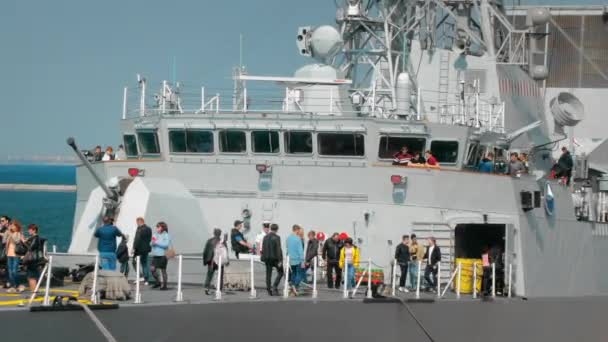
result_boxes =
[94,216,124,271]
[150,221,171,290]
[478,152,494,173]
[286,224,305,295]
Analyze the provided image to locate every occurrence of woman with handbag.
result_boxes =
[150,221,172,290]
[24,224,46,291]
[5,220,27,293]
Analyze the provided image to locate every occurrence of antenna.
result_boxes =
[171,56,177,84]
[239,34,244,69]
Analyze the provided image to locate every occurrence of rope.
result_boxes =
[393,296,436,342]
[69,299,118,342]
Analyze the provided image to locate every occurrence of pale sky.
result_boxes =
[1,0,604,157]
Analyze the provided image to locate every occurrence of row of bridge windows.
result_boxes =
[124,130,459,163]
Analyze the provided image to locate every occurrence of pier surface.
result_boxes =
[0,183,76,192]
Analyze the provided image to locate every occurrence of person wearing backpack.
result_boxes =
[261,223,283,296]
[116,235,130,277]
[203,228,228,295]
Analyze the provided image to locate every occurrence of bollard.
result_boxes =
[91,255,99,304]
[415,260,421,299]
[176,255,184,302]
[134,255,142,304]
[29,264,48,306]
[215,255,223,300]
[283,256,290,299]
[343,262,349,299]
[249,256,256,299]
[456,262,462,299]
[391,258,397,296]
[437,262,441,298]
[43,256,53,306]
[508,263,513,298]
[473,262,478,299]
[312,256,318,299]
[492,262,496,298]
[366,258,372,299]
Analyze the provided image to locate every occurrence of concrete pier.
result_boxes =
[0,183,76,192]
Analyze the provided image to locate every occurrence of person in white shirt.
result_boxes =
[115,145,127,160]
[255,221,271,256]
[101,146,114,161]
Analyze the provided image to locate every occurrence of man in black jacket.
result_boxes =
[202,228,223,295]
[322,233,342,289]
[556,146,574,185]
[423,237,441,292]
[132,217,152,284]
[394,235,410,293]
[304,230,319,281]
[261,224,283,296]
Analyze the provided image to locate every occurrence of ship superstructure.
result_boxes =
[68,0,608,298]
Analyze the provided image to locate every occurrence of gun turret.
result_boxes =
[67,137,119,207]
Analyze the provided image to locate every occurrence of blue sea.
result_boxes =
[0,164,76,251]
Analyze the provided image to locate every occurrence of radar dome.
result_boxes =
[294,64,338,80]
[309,25,343,62]
[528,8,551,26]
[530,65,549,80]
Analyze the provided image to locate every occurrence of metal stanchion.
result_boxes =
[437,262,441,298]
[366,258,372,299]
[508,263,513,298]
[43,257,53,306]
[473,262,478,299]
[415,260,421,299]
[28,263,48,306]
[215,255,223,300]
[343,263,349,299]
[249,256,257,299]
[391,259,397,296]
[175,255,184,302]
[312,257,318,299]
[91,255,99,304]
[491,262,496,298]
[134,255,142,304]
[351,269,367,298]
[456,262,462,299]
[283,256,290,299]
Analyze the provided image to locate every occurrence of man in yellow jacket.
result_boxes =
[339,238,360,289]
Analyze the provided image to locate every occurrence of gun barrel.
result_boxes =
[67,138,116,200]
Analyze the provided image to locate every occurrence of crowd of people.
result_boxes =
[0,216,47,293]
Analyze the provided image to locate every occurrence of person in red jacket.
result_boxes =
[425,150,438,166]
[393,146,413,165]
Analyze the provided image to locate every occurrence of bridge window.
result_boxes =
[137,131,160,155]
[169,130,214,153]
[465,142,483,167]
[378,136,426,159]
[219,130,246,153]
[123,135,138,157]
[318,132,365,156]
[285,131,312,154]
[430,140,459,164]
[252,131,280,154]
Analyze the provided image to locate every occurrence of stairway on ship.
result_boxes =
[411,222,453,283]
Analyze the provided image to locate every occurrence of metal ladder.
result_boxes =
[438,51,451,118]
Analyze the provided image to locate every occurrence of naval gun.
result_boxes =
[67,137,119,211]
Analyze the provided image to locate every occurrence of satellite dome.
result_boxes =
[294,64,338,79]
[309,25,343,62]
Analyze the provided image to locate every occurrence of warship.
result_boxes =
[3,1,608,341]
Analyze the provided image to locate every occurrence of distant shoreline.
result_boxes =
[0,183,76,192]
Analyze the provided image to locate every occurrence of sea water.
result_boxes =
[0,164,76,251]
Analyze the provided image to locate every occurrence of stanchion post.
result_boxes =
[391,258,397,296]
[312,256,318,299]
[473,262,477,299]
[29,264,48,306]
[492,262,496,298]
[343,262,349,299]
[176,254,184,302]
[456,262,462,299]
[437,262,441,298]
[43,256,53,306]
[215,255,223,300]
[249,256,257,299]
[366,258,372,299]
[508,263,513,298]
[283,256,290,299]
[134,255,142,304]
[416,260,421,299]
[91,254,99,304]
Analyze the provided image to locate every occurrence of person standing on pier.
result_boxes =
[94,216,124,271]
[116,235,130,277]
[322,233,342,289]
[230,220,252,259]
[132,217,152,284]
[286,225,305,295]
[304,230,319,283]
[203,228,227,295]
[150,222,171,290]
[0,216,10,265]
[339,238,360,290]
[262,224,284,296]
[408,234,425,290]
[5,220,26,293]
[255,220,271,256]
[395,235,410,293]
[423,237,441,292]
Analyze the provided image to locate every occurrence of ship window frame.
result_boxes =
[168,129,214,154]
[123,134,139,158]
[377,135,428,160]
[317,132,366,158]
[465,141,484,168]
[218,129,247,154]
[251,130,280,155]
[429,139,459,165]
[136,130,161,156]
[284,130,313,155]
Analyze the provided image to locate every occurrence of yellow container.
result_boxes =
[453,258,483,294]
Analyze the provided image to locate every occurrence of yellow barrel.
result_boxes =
[453,258,482,294]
